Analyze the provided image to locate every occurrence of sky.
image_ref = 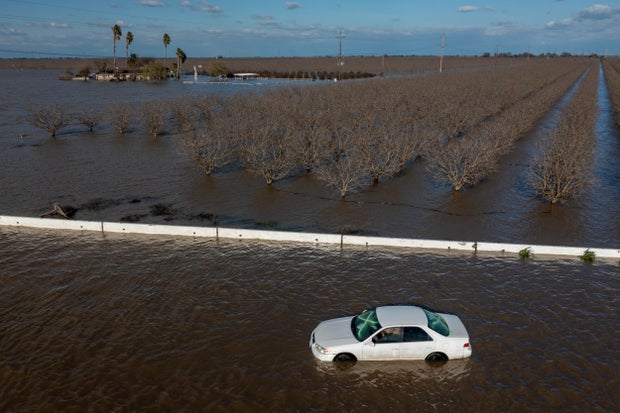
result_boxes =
[1,0,619,59]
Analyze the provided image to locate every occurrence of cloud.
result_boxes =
[285,2,302,9]
[252,15,278,26]
[25,21,71,29]
[547,4,620,28]
[545,18,572,29]
[484,21,514,36]
[202,2,223,13]
[0,25,22,37]
[138,0,165,7]
[179,0,222,13]
[458,5,479,13]
[49,22,71,29]
[201,1,223,13]
[576,4,620,20]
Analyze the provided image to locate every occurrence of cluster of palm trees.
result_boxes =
[111,24,186,78]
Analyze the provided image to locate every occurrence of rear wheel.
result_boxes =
[425,352,448,362]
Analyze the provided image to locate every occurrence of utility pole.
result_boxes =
[439,33,445,73]
[381,54,385,76]
[527,44,530,61]
[337,29,345,81]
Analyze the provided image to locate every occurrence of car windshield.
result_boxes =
[351,309,382,341]
[423,309,450,336]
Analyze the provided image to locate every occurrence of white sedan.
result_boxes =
[309,305,472,362]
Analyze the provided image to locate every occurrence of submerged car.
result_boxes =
[309,305,471,362]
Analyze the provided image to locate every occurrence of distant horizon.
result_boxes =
[0,52,612,61]
[2,1,620,59]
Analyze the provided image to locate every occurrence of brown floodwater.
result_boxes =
[0,227,618,412]
[0,68,619,412]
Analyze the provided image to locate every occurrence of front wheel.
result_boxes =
[333,353,356,362]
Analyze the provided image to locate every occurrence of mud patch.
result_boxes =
[120,214,148,223]
[81,198,123,211]
[150,203,174,216]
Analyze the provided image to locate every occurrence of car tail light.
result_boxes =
[463,343,470,348]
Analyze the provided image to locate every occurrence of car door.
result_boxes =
[399,326,435,360]
[362,327,402,360]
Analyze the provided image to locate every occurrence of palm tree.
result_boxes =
[163,33,171,76]
[112,24,122,76]
[125,31,133,70]
[176,47,187,79]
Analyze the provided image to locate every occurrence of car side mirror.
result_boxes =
[366,340,375,347]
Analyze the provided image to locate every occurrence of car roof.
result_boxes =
[375,305,428,327]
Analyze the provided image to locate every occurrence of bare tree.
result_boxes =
[140,101,167,137]
[108,102,133,134]
[170,97,200,134]
[286,89,330,173]
[94,59,110,74]
[356,110,402,184]
[29,105,72,138]
[392,97,429,169]
[425,125,502,192]
[235,93,296,185]
[76,110,102,132]
[181,117,235,175]
[236,119,295,185]
[321,102,355,163]
[315,149,368,199]
[529,126,595,204]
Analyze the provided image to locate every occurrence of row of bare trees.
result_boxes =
[529,65,599,204]
[602,58,620,126]
[28,101,170,138]
[421,62,587,190]
[179,59,591,197]
[202,55,590,79]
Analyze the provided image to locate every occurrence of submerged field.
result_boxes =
[0,56,619,247]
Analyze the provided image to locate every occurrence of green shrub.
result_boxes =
[206,61,230,77]
[142,61,167,80]
[580,249,595,263]
[519,247,532,259]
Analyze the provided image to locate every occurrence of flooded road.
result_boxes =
[0,68,618,411]
[1,227,618,412]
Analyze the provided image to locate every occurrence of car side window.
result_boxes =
[372,327,402,343]
[403,327,433,342]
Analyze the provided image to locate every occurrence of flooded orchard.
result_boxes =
[0,61,619,411]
